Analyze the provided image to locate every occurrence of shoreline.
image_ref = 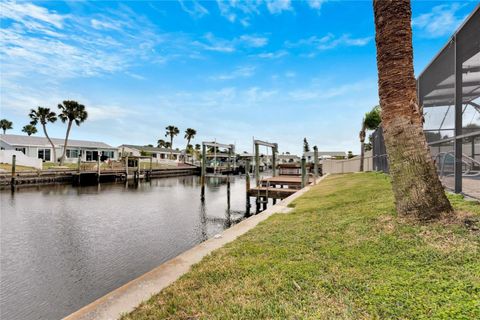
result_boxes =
[63,175,326,320]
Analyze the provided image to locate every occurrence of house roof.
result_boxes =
[0,134,115,149]
[119,144,181,154]
[304,151,346,157]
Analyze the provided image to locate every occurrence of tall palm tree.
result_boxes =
[373,0,451,219]
[184,128,197,162]
[0,119,13,134]
[157,139,167,148]
[165,125,179,159]
[360,106,381,171]
[29,107,58,163]
[22,124,37,136]
[58,100,88,165]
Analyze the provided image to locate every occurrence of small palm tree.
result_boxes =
[359,106,381,171]
[29,107,57,163]
[0,119,13,134]
[22,124,38,136]
[165,125,179,159]
[184,128,197,162]
[58,100,88,165]
[157,139,166,148]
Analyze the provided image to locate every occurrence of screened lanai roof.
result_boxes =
[418,5,479,108]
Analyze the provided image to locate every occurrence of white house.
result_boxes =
[118,144,181,162]
[304,151,347,163]
[0,134,118,163]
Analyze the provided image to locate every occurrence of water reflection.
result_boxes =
[0,175,248,320]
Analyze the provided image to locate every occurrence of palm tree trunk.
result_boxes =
[359,121,366,172]
[185,138,191,163]
[170,136,173,160]
[373,0,452,219]
[42,123,57,164]
[60,121,72,166]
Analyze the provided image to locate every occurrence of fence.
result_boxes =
[322,151,373,174]
[0,150,43,169]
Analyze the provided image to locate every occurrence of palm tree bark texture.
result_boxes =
[373,0,452,219]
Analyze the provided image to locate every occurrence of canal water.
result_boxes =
[0,175,254,320]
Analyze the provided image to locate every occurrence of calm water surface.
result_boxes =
[0,175,253,320]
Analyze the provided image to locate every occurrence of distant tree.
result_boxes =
[303,138,310,153]
[348,151,354,159]
[164,141,171,148]
[195,143,201,151]
[360,106,381,171]
[58,100,88,165]
[184,128,197,162]
[145,144,154,147]
[373,0,451,218]
[286,151,290,155]
[157,139,167,148]
[29,107,57,162]
[22,124,37,136]
[165,125,179,159]
[0,119,13,134]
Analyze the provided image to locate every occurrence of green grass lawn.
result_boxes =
[0,163,36,171]
[123,172,480,320]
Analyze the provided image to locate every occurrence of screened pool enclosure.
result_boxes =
[418,5,480,199]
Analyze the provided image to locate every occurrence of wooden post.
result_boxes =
[255,143,260,186]
[245,160,251,216]
[137,159,140,182]
[201,144,206,199]
[301,156,306,188]
[77,156,81,173]
[149,156,153,180]
[313,145,319,179]
[11,155,16,191]
[272,144,277,177]
[97,157,101,184]
[125,156,129,177]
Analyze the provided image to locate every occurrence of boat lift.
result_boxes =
[200,141,235,199]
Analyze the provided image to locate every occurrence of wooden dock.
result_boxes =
[247,175,314,200]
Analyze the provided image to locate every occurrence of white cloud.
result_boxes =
[286,33,372,53]
[195,33,269,53]
[256,50,288,59]
[239,35,269,47]
[178,0,209,18]
[412,3,467,38]
[307,0,327,10]
[265,0,292,14]
[210,66,256,80]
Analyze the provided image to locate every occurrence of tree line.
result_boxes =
[1,101,88,166]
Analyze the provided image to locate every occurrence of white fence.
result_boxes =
[0,150,43,169]
[322,151,373,174]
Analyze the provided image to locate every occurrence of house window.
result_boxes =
[152,153,157,158]
[66,149,79,158]
[15,147,26,154]
[38,149,51,161]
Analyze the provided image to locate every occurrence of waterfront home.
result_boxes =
[277,153,301,164]
[118,144,181,161]
[304,151,347,163]
[0,134,118,163]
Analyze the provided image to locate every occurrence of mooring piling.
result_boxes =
[313,145,319,179]
[11,155,16,191]
[245,160,251,215]
[301,156,306,188]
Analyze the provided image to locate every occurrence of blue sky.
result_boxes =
[0,0,477,154]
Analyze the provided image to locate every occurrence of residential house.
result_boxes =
[0,134,118,163]
[118,144,181,162]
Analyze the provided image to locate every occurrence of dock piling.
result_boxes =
[301,156,306,188]
[97,157,101,184]
[245,160,251,215]
[11,155,16,191]
[201,143,206,199]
